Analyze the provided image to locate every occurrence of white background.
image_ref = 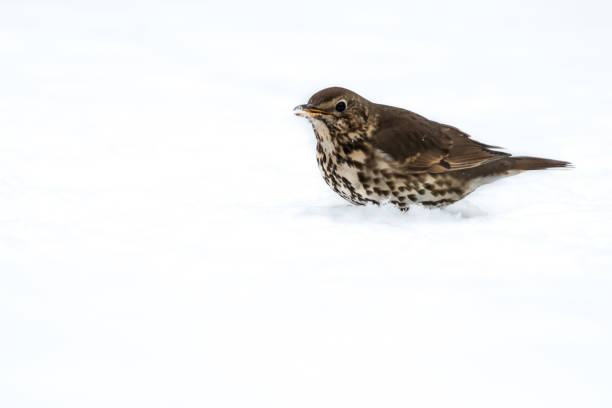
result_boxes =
[1,1,611,407]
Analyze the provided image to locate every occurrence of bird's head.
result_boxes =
[294,87,371,136]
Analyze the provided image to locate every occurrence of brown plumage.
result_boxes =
[294,87,570,210]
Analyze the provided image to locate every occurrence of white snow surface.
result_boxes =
[1,1,611,407]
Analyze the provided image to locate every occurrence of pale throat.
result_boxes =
[310,118,335,153]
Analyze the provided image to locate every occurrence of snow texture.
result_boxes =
[1,1,611,407]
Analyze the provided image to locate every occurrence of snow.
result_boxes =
[1,1,611,407]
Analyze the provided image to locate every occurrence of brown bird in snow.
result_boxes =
[294,87,571,210]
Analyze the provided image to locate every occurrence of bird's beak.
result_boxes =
[293,104,330,117]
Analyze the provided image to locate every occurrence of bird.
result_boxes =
[294,87,571,210]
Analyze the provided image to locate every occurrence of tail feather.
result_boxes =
[462,155,572,193]
[510,156,572,171]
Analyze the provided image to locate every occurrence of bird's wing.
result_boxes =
[371,105,509,173]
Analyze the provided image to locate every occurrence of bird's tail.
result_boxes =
[462,155,572,193]
[509,156,572,171]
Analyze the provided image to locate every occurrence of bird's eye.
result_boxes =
[335,101,346,112]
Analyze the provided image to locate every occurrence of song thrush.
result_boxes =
[294,87,570,209]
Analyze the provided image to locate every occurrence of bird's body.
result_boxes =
[295,87,570,210]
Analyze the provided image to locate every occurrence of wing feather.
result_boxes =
[371,105,509,173]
